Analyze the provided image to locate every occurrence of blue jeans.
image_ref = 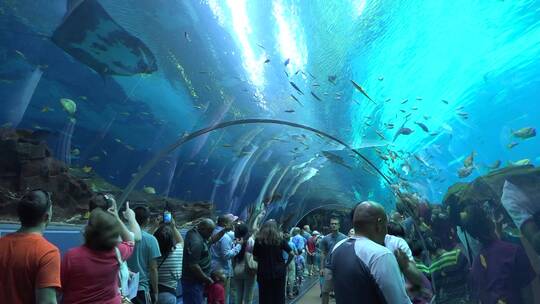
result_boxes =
[181,279,204,304]
[158,292,177,304]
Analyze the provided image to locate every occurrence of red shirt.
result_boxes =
[206,282,225,304]
[0,233,61,304]
[61,241,134,304]
[307,236,317,254]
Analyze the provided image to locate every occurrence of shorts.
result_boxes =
[306,254,315,265]
[322,268,334,293]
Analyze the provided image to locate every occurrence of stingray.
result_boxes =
[51,0,157,76]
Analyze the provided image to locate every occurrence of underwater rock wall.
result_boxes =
[0,128,212,224]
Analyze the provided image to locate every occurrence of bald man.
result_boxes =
[182,218,232,304]
[331,201,411,304]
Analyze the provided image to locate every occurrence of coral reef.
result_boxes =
[0,128,212,225]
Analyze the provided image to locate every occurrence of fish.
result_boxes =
[385,98,391,102]
[60,98,77,115]
[457,112,469,117]
[41,106,54,113]
[256,43,265,49]
[511,127,536,139]
[186,162,197,166]
[213,179,226,185]
[458,166,473,178]
[401,163,411,175]
[415,122,429,132]
[284,58,290,66]
[401,99,408,104]
[423,115,431,120]
[456,106,465,110]
[400,109,407,113]
[15,50,26,59]
[71,148,80,156]
[184,32,191,42]
[51,0,157,76]
[488,160,501,169]
[328,75,337,84]
[89,156,101,162]
[429,132,439,136]
[416,97,423,101]
[1,122,13,128]
[480,254,487,269]
[510,159,531,166]
[82,166,93,173]
[289,82,304,95]
[119,112,130,116]
[264,58,270,64]
[284,109,295,113]
[507,142,519,149]
[351,80,376,104]
[290,94,303,106]
[385,123,395,129]
[464,151,475,167]
[411,107,419,111]
[222,144,233,148]
[441,99,449,104]
[378,76,384,81]
[307,71,317,79]
[321,151,352,169]
[375,131,386,140]
[125,145,135,151]
[143,186,156,194]
[393,127,414,142]
[312,83,320,87]
[311,91,322,101]
[79,96,87,100]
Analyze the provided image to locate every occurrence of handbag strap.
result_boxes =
[158,251,170,269]
[114,246,123,264]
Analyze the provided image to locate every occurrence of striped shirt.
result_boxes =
[157,244,183,289]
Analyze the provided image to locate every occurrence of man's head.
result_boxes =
[217,213,237,228]
[292,227,301,236]
[387,221,406,238]
[134,205,151,227]
[303,225,311,233]
[348,228,355,237]
[197,218,216,239]
[352,201,388,245]
[329,217,340,233]
[17,190,53,229]
[461,204,497,245]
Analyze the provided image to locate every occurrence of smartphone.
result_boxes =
[163,211,172,223]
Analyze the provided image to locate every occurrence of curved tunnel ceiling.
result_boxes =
[1,0,539,222]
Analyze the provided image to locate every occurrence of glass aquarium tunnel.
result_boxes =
[1,0,540,302]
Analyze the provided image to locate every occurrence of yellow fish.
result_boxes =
[143,186,156,194]
[82,166,93,173]
[480,254,487,269]
[89,156,101,162]
[41,106,54,112]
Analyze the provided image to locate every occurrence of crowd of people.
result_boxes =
[1,189,539,304]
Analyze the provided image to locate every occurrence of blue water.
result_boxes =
[0,0,539,226]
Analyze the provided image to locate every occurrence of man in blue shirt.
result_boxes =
[128,206,161,304]
[210,214,241,303]
[292,227,307,281]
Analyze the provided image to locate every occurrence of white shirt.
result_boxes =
[385,234,413,261]
[334,236,412,304]
[501,180,539,229]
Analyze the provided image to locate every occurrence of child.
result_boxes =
[206,269,226,304]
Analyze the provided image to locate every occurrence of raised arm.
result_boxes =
[110,202,141,242]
